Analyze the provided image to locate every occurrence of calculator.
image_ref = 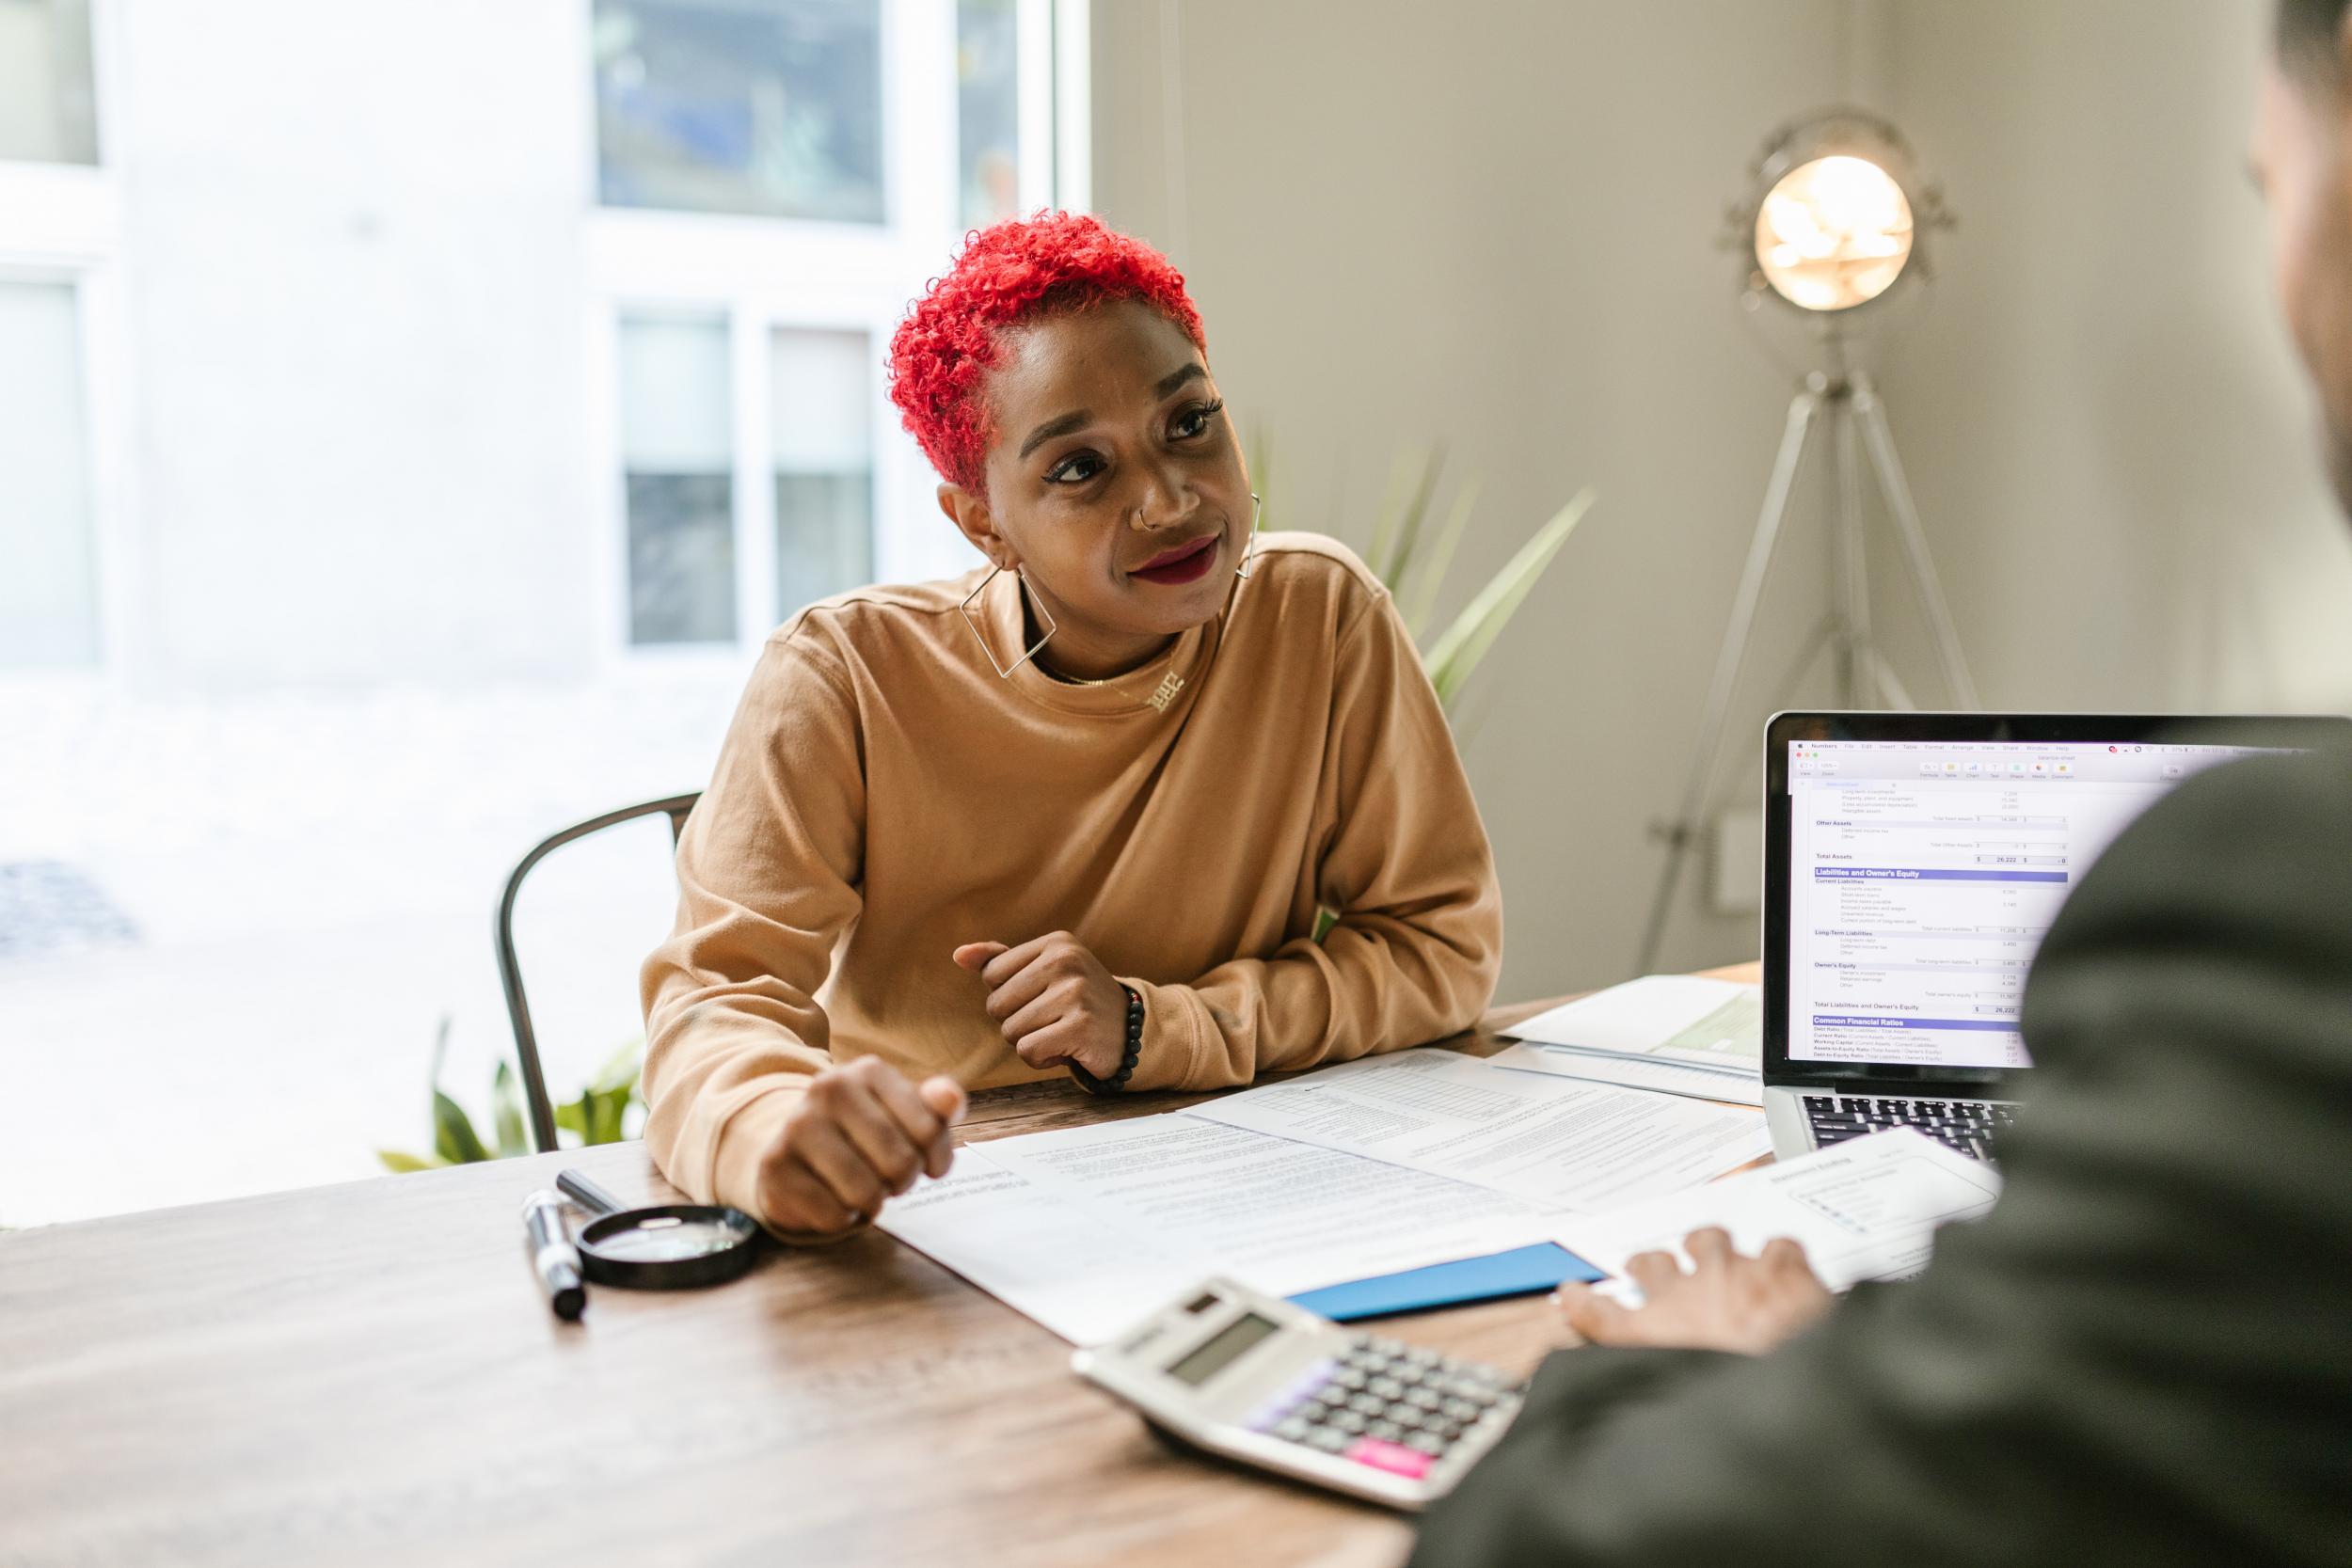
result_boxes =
[1070,1276,1526,1511]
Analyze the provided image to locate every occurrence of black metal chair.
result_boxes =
[495,793,700,1152]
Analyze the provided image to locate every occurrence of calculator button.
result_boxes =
[1432,1419,1464,1442]
[1273,1418,1312,1444]
[1403,1347,1441,1368]
[1308,1428,1351,1454]
[1368,1376,1406,1401]
[1405,1432,1446,1456]
[1345,1437,1435,1480]
[1281,1357,1332,1396]
[1439,1398,1479,1421]
[1347,1394,1386,1418]
[1328,1368,1368,1392]
[1404,1387,1443,1410]
[1327,1409,1369,1435]
[1384,1404,1425,1430]
[1367,1419,1406,1443]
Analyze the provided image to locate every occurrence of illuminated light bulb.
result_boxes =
[1752,152,1915,311]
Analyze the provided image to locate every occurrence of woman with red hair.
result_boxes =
[641,213,1503,1242]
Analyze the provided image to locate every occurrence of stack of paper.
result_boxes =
[1490,974,1764,1106]
[1555,1129,2001,1303]
[879,1049,1772,1344]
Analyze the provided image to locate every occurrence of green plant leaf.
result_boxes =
[422,1013,494,1164]
[1424,489,1594,711]
[492,1059,529,1159]
[554,1097,586,1137]
[432,1087,492,1164]
[1363,451,1414,590]
[376,1148,445,1174]
[427,1013,453,1090]
[585,1085,630,1146]
[1375,445,1445,593]
[1399,478,1481,642]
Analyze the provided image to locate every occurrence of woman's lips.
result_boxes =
[1132,534,1219,585]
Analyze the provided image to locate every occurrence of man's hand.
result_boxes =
[1556,1227,1834,1355]
[752,1056,965,1243]
[953,932,1128,1078]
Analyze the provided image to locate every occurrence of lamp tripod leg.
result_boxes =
[1864,647,1916,709]
[1832,396,1874,706]
[1635,389,1821,976]
[1853,376,1979,709]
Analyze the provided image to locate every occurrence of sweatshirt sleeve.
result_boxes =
[638,632,866,1222]
[1126,582,1504,1089]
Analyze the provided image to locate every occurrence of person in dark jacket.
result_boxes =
[1411,5,2352,1563]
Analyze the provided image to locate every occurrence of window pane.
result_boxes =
[594,0,883,224]
[0,282,99,667]
[957,0,1020,230]
[619,316,736,644]
[771,328,873,614]
[0,0,98,165]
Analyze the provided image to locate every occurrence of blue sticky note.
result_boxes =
[1287,1243,1607,1322]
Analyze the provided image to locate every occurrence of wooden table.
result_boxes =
[2,969,1758,1568]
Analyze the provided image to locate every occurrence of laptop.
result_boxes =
[1760,710,2348,1164]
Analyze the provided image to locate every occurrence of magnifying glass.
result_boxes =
[555,1169,765,1289]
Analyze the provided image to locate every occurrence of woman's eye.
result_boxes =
[1172,400,1224,439]
[1045,452,1104,484]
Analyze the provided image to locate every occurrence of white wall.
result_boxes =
[1876,0,2352,714]
[116,0,599,689]
[1092,0,1857,997]
[1092,0,2352,1005]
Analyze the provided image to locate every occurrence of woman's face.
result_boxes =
[942,298,1251,672]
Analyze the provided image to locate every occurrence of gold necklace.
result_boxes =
[1040,644,1187,709]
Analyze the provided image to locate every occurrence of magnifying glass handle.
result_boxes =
[557,1168,625,1217]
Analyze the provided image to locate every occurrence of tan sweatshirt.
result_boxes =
[639,531,1505,1220]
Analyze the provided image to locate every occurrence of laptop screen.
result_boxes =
[1782,736,2296,1071]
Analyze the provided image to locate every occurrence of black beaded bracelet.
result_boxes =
[1071,984,1145,1096]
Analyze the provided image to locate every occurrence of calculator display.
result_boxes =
[1166,1311,1279,1386]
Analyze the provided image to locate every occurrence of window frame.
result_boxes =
[584,0,1089,666]
[0,0,131,683]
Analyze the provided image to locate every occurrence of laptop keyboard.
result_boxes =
[1803,1094,2016,1165]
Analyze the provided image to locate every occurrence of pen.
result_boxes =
[522,1188,586,1321]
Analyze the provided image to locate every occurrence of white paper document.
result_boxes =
[1487,1043,1768,1107]
[1553,1129,2001,1301]
[1184,1051,1771,1212]
[1506,974,1761,1072]
[878,1115,1562,1344]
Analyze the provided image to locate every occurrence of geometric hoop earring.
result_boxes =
[960,565,1057,678]
[1233,491,1263,579]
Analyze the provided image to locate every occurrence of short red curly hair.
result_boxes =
[887,211,1206,492]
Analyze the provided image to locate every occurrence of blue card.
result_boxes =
[1287,1242,1607,1322]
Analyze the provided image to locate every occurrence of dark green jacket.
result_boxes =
[1412,753,2352,1567]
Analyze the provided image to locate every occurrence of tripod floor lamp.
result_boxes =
[1636,109,1980,976]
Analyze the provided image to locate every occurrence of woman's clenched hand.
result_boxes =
[954,931,1129,1079]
